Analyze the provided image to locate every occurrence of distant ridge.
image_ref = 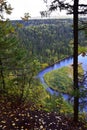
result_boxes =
[11,17,87,27]
[12,18,73,27]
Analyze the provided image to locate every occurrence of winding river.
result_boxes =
[37,54,87,112]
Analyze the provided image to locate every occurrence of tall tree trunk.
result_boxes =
[73,0,79,122]
[0,59,5,90]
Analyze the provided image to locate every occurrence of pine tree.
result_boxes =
[46,0,87,122]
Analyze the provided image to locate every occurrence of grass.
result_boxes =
[44,64,83,94]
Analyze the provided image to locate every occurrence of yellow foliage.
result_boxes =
[41,63,48,69]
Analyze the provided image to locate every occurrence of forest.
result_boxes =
[0,0,87,128]
[14,18,87,66]
[0,17,87,129]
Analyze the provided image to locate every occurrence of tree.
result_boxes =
[73,0,79,122]
[0,20,15,90]
[0,0,16,91]
[0,0,12,19]
[0,1,27,99]
[21,13,31,21]
[45,0,87,122]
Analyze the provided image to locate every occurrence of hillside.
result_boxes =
[0,100,87,130]
[14,18,87,65]
[12,18,73,26]
[0,18,87,129]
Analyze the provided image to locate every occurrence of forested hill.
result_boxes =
[0,19,87,130]
[13,18,87,65]
[12,17,87,26]
[12,18,73,26]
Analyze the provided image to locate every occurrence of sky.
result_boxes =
[6,0,86,20]
[6,0,47,19]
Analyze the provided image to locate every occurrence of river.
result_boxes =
[37,54,87,112]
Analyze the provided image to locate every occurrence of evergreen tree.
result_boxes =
[46,0,87,122]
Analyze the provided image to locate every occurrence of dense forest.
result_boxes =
[1,0,87,128]
[13,19,87,66]
[13,18,87,113]
[0,18,87,129]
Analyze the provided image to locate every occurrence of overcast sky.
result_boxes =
[6,0,86,20]
[6,0,46,19]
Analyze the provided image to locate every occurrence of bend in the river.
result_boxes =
[37,54,87,112]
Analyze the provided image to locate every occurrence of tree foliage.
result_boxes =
[43,0,87,122]
[16,19,87,66]
[0,0,47,109]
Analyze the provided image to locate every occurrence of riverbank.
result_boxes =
[38,54,87,92]
[44,64,83,94]
[39,55,73,74]
[37,54,87,112]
